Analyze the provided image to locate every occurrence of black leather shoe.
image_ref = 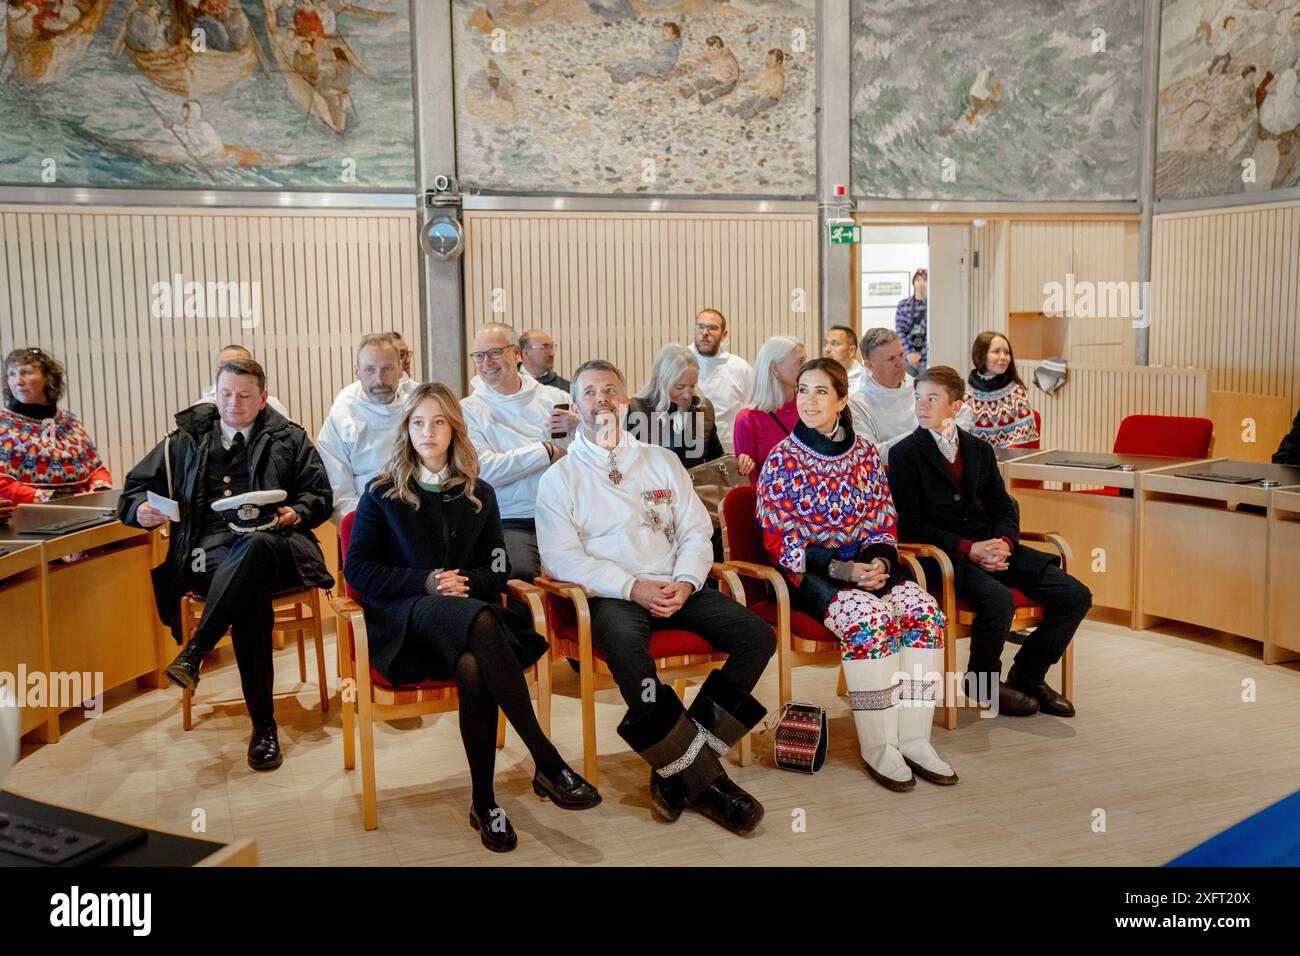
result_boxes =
[532,766,601,810]
[685,773,764,835]
[962,672,1038,716]
[469,803,517,853]
[997,682,1040,717]
[1007,666,1075,717]
[247,719,282,771]
[649,769,686,822]
[164,640,205,691]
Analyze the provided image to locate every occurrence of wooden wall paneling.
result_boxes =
[0,206,418,480]
[461,211,819,395]
[1152,201,1300,413]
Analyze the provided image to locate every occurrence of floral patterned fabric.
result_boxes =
[826,582,945,661]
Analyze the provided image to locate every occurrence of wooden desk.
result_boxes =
[1137,460,1300,653]
[1266,486,1300,665]
[0,544,55,742]
[994,446,1054,482]
[1,506,172,740]
[1007,452,1204,624]
[43,520,172,702]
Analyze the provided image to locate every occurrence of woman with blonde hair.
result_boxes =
[627,343,724,468]
[732,335,805,483]
[344,383,600,852]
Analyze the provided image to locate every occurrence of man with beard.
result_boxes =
[536,359,775,835]
[316,333,415,524]
[688,308,752,455]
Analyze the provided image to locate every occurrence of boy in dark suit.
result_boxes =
[888,366,1089,717]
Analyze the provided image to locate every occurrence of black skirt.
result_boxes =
[383,595,549,686]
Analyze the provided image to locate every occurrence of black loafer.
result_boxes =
[1007,666,1075,717]
[164,640,205,691]
[247,719,282,771]
[649,769,686,823]
[469,803,517,853]
[685,773,764,835]
[532,766,601,810]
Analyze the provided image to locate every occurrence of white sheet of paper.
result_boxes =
[147,491,181,522]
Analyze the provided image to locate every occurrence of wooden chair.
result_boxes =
[532,564,753,787]
[331,511,552,831]
[178,587,329,730]
[898,533,1076,730]
[718,485,928,710]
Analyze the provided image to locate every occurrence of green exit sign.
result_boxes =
[829,224,860,244]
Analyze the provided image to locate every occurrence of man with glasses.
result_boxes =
[462,323,577,582]
[519,328,569,392]
[689,307,752,455]
[316,333,415,524]
[389,330,415,383]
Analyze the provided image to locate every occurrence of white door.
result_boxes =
[927,225,972,373]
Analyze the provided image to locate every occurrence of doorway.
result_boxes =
[856,223,970,375]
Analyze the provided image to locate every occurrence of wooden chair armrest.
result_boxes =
[328,593,362,618]
[506,579,548,637]
[1019,531,1072,572]
[532,574,595,600]
[897,541,957,616]
[897,551,926,590]
[725,560,786,589]
[709,563,745,605]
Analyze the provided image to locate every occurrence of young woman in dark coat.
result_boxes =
[343,382,600,852]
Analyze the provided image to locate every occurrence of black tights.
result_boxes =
[455,609,564,808]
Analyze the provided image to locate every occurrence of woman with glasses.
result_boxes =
[1,347,112,503]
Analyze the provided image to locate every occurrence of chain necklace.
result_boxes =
[607,447,623,485]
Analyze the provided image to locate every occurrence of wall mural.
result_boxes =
[1157,0,1300,199]
[0,0,415,190]
[849,0,1143,202]
[452,0,816,197]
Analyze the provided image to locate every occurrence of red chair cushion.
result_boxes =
[339,511,363,603]
[956,588,1037,614]
[750,599,837,644]
[369,665,455,691]
[1113,415,1213,458]
[558,625,716,660]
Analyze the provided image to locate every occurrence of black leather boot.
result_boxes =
[649,768,687,823]
[685,770,765,836]
[682,671,768,835]
[164,639,206,691]
[247,718,282,771]
[618,685,724,825]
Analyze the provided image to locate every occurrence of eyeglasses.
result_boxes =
[523,343,555,352]
[695,323,722,333]
[469,346,515,365]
